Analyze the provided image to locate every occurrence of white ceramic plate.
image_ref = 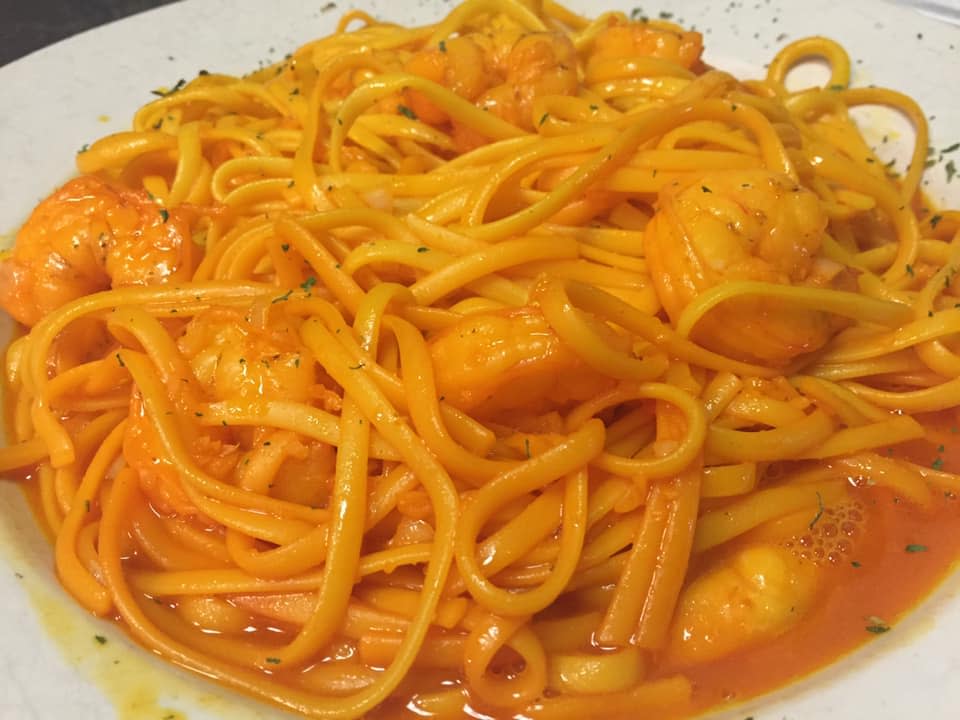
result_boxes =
[1,1,959,718]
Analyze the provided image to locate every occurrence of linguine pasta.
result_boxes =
[2,1,960,718]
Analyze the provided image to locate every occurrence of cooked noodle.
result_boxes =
[2,1,959,718]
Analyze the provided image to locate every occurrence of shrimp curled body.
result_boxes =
[645,170,843,366]
[0,175,194,326]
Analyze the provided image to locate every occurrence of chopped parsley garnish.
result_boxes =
[943,142,960,154]
[905,264,915,276]
[905,544,928,553]
[78,143,89,153]
[159,208,169,223]
[948,160,957,183]
[94,635,107,645]
[808,491,824,530]
[930,215,943,229]
[865,623,890,634]
[701,185,712,193]
[932,457,945,471]
[116,353,125,368]
[265,657,282,664]
[416,246,430,253]
[524,438,532,458]
[539,112,550,126]
[851,561,862,568]
[151,78,186,97]
[397,104,418,121]
[272,289,293,304]
[438,40,447,52]
[300,276,317,291]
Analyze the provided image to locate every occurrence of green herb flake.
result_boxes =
[94,635,107,645]
[349,362,365,370]
[416,246,430,253]
[851,560,862,568]
[701,185,712,193]
[931,214,943,229]
[265,657,282,664]
[397,104,418,121]
[905,543,928,553]
[938,444,946,452]
[159,208,170,223]
[865,623,890,634]
[943,142,960,154]
[524,438,532,459]
[300,276,317,291]
[933,457,945,471]
[116,353,126,368]
[539,112,550,126]
[808,490,824,530]
[947,159,957,183]
[78,143,90,153]
[271,289,293,304]
[589,104,598,112]
[438,40,447,52]
[906,264,915,277]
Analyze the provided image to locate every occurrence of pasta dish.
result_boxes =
[2,0,960,717]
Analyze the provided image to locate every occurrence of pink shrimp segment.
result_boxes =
[645,170,847,366]
[427,306,616,418]
[124,308,324,517]
[591,22,704,70]
[0,175,194,327]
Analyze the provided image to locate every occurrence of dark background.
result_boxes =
[0,0,178,67]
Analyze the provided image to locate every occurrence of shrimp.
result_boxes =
[427,306,616,417]
[665,544,820,667]
[479,32,579,130]
[176,308,317,405]
[404,35,493,125]
[644,170,843,366]
[0,175,194,327]
[123,390,239,517]
[404,31,578,138]
[590,21,704,70]
[123,307,323,516]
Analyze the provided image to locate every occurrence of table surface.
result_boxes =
[0,0,177,68]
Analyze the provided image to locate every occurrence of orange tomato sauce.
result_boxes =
[8,395,960,717]
[676,413,960,714]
